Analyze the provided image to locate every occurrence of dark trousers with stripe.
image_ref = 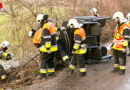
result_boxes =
[113,50,126,70]
[71,54,86,72]
[40,52,55,73]
[55,41,70,66]
[0,65,6,75]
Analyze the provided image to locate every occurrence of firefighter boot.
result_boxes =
[37,73,47,80]
[111,68,119,73]
[64,59,71,66]
[80,72,86,77]
[118,70,125,75]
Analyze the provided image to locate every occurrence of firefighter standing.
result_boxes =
[126,13,130,56]
[0,41,13,81]
[68,19,87,76]
[29,14,58,79]
[90,8,99,17]
[111,11,129,75]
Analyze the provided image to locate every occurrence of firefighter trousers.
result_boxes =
[40,52,55,74]
[70,54,86,73]
[55,41,70,66]
[0,65,7,80]
[113,49,126,70]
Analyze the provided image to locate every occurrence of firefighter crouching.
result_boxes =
[111,11,130,75]
[0,41,13,81]
[68,19,87,76]
[29,14,58,79]
[126,13,130,56]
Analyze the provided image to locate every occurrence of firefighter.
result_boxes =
[29,14,58,79]
[90,8,99,17]
[68,19,87,76]
[0,41,13,81]
[55,27,71,66]
[111,11,129,75]
[126,13,130,56]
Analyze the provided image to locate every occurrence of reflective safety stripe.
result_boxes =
[43,35,51,39]
[48,68,55,73]
[80,68,86,72]
[40,46,47,52]
[55,27,58,32]
[62,55,69,61]
[40,69,47,74]
[45,42,51,48]
[50,45,58,52]
[112,45,122,51]
[123,40,128,46]
[73,43,80,50]
[75,40,81,43]
[124,35,130,39]
[114,64,119,68]
[74,48,87,54]
[69,64,75,70]
[3,53,7,57]
[40,45,58,52]
[81,44,86,48]
[1,75,7,80]
[120,66,126,70]
[56,36,59,41]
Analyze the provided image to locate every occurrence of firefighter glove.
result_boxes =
[29,29,36,38]
[122,48,126,53]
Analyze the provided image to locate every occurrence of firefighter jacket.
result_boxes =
[112,23,130,51]
[72,28,87,54]
[0,46,11,60]
[33,21,58,53]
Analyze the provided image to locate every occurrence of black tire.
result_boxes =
[101,46,107,56]
[91,47,102,61]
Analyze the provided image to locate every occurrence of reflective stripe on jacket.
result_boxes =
[112,23,128,51]
[33,22,58,52]
[73,28,87,54]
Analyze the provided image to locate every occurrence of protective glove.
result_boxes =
[29,29,36,38]
[122,48,127,53]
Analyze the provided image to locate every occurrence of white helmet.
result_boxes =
[126,13,130,21]
[113,11,125,23]
[37,14,44,23]
[67,19,82,28]
[1,41,10,48]
[36,14,48,23]
[90,8,97,13]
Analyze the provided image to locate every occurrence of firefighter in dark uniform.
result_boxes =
[0,41,13,81]
[126,13,130,56]
[111,11,130,75]
[29,14,70,79]
[68,19,87,76]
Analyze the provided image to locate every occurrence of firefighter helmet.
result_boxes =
[37,14,49,23]
[126,13,130,21]
[90,8,98,16]
[90,8,97,13]
[67,19,82,28]
[1,41,10,48]
[113,11,125,23]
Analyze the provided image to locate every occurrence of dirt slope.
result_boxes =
[22,56,130,90]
